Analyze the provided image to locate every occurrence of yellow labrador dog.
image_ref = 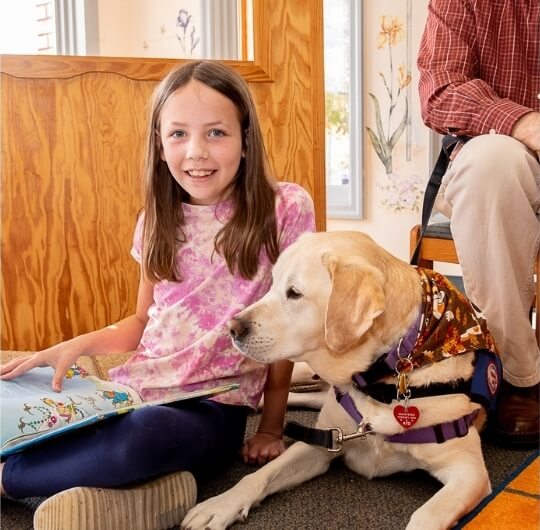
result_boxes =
[183,231,501,530]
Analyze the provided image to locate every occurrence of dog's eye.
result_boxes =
[286,286,303,300]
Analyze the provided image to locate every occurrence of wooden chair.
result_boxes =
[410,222,540,346]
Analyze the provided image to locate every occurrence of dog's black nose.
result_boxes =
[228,318,248,339]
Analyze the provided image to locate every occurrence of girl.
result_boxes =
[0,60,315,530]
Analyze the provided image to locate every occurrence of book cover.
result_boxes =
[1,365,239,457]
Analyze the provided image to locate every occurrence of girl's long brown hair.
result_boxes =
[141,60,279,282]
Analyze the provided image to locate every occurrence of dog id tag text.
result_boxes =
[393,404,420,429]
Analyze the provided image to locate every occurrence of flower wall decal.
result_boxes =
[377,15,404,47]
[176,8,199,56]
[366,15,411,175]
[376,171,423,212]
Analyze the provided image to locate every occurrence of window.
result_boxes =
[0,1,242,59]
[324,0,363,219]
[0,2,58,54]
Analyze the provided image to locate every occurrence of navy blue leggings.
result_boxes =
[2,399,249,499]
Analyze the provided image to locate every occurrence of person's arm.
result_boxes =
[240,184,315,465]
[417,0,532,137]
[242,359,294,465]
[0,267,154,391]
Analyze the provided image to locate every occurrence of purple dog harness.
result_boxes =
[284,270,502,450]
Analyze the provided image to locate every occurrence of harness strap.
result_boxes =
[335,388,363,423]
[360,379,471,404]
[334,386,479,444]
[470,349,502,411]
[284,318,500,449]
[353,349,500,409]
[352,309,422,388]
[283,409,479,450]
[386,410,479,444]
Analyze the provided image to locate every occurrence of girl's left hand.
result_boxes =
[242,431,285,465]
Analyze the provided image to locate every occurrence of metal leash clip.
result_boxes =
[328,422,374,452]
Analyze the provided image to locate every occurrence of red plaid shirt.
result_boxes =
[418,0,540,137]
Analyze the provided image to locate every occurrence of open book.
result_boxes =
[1,365,239,457]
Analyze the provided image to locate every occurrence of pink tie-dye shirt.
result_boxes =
[109,182,315,409]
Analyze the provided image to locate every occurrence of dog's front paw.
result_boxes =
[181,493,251,530]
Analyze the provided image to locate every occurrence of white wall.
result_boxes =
[328,0,430,265]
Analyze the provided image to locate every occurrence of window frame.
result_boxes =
[325,0,363,220]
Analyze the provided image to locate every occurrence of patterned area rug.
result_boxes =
[461,451,540,529]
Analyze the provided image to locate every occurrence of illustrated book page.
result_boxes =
[1,365,238,456]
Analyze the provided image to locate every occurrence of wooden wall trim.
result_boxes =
[309,0,327,222]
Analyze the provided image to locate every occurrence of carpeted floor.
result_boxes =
[2,408,538,530]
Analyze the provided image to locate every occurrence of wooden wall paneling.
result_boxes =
[1,74,154,350]
[0,0,325,351]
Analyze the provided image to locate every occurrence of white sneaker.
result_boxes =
[33,471,196,530]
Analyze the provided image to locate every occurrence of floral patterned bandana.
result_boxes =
[411,268,499,369]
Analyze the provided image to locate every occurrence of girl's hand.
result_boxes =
[0,341,84,392]
[242,431,286,466]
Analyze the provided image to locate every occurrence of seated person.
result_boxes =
[417,0,539,447]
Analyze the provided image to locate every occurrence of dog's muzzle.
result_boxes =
[228,317,249,340]
[228,317,252,354]
[227,316,276,362]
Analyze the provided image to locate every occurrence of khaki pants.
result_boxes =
[435,134,540,386]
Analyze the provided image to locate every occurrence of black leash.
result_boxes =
[410,135,470,266]
[284,421,336,449]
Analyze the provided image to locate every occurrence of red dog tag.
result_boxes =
[393,405,420,429]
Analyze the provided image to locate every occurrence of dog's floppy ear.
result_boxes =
[323,253,385,353]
